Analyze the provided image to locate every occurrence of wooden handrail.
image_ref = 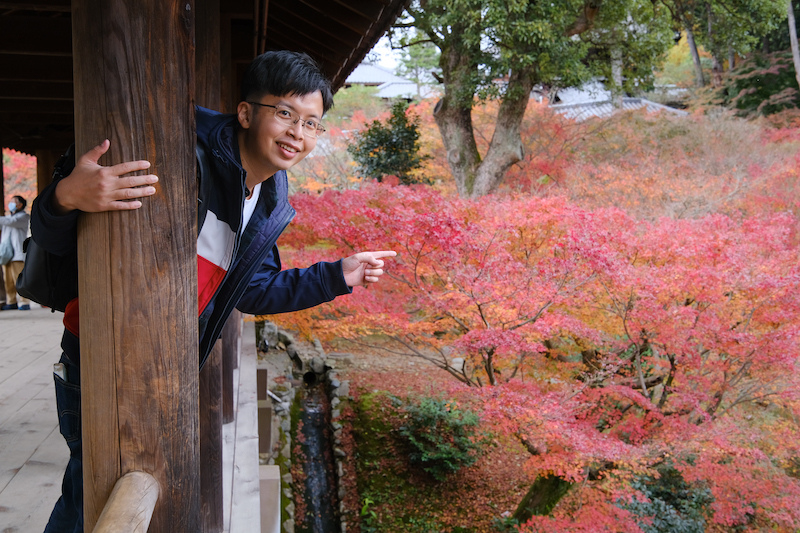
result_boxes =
[94,472,160,533]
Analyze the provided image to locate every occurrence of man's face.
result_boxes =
[237,90,324,178]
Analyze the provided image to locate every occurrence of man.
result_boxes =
[32,50,394,532]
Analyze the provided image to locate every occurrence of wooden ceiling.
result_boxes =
[0,0,408,155]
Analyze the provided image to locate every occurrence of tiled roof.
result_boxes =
[345,63,411,86]
[550,98,688,122]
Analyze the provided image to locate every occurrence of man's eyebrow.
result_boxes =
[276,101,321,120]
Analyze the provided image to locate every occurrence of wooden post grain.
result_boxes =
[196,1,224,530]
[72,1,199,531]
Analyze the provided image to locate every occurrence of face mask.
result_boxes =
[8,202,16,212]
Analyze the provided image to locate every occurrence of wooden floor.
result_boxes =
[0,305,67,533]
[0,307,266,533]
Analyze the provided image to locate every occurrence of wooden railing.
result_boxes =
[94,472,160,533]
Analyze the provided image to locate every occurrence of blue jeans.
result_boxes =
[44,348,83,533]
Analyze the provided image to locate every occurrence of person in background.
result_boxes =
[0,195,31,310]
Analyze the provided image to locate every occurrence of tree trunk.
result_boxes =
[728,46,736,71]
[610,46,624,109]
[433,40,481,198]
[470,69,533,197]
[512,475,573,523]
[789,0,800,90]
[685,24,706,87]
[707,5,723,87]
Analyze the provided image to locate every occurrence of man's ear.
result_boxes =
[237,101,251,129]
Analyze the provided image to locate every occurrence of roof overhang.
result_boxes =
[0,0,409,154]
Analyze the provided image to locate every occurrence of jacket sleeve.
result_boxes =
[0,212,29,229]
[30,148,80,257]
[236,244,353,315]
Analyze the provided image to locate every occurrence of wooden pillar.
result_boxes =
[220,14,235,113]
[0,149,4,209]
[196,1,224,530]
[199,344,224,531]
[222,310,241,423]
[35,149,59,193]
[71,1,199,531]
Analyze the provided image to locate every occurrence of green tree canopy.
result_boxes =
[397,0,674,197]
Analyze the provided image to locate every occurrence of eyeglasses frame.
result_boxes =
[246,101,326,137]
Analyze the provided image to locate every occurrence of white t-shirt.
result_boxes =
[241,182,262,233]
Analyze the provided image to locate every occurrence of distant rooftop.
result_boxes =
[546,80,688,121]
[550,97,688,122]
[345,63,410,86]
[345,63,439,99]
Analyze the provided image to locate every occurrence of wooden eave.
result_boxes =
[0,0,409,155]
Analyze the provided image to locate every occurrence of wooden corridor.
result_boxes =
[0,306,267,533]
[0,305,65,532]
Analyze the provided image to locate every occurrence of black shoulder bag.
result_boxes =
[16,237,78,312]
[16,145,78,312]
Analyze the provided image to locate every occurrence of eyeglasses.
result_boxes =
[247,102,326,137]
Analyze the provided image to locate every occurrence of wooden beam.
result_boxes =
[0,0,70,12]
[72,1,200,531]
[0,80,73,100]
[0,16,71,56]
[1,135,74,155]
[93,472,160,533]
[0,99,72,114]
[0,113,73,125]
[0,54,73,82]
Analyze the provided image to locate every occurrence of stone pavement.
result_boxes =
[0,304,67,533]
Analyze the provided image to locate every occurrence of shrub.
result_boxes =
[398,396,488,481]
[621,465,713,533]
[348,100,430,184]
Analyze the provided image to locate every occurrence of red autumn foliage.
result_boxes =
[264,105,800,530]
[1,148,37,210]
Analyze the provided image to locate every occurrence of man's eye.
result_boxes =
[277,109,293,118]
[304,120,318,129]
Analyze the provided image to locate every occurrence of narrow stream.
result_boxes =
[299,380,339,532]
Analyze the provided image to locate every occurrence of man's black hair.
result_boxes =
[13,195,26,210]
[241,50,334,113]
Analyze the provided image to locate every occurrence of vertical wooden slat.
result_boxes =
[220,14,235,113]
[34,150,59,193]
[199,345,224,532]
[72,1,200,531]
[222,310,241,423]
[196,1,224,531]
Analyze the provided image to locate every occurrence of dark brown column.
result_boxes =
[72,1,200,531]
[196,0,224,530]
[35,149,59,193]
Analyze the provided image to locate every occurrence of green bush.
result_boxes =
[620,464,713,533]
[347,100,429,184]
[398,396,489,481]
